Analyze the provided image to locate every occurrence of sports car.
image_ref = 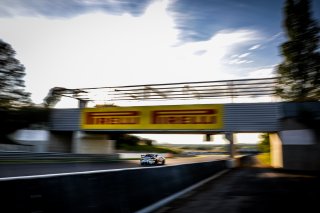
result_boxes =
[140,153,165,165]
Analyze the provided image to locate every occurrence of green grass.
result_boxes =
[256,152,271,167]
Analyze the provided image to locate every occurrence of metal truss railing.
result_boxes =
[53,77,278,103]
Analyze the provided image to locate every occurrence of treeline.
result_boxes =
[0,107,50,143]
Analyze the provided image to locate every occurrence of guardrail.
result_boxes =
[0,152,119,162]
[0,159,232,213]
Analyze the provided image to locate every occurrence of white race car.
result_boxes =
[140,154,165,165]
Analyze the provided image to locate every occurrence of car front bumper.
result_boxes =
[140,160,156,165]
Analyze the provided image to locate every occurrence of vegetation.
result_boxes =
[0,39,50,144]
[256,153,271,166]
[0,39,31,109]
[43,87,64,108]
[0,107,50,143]
[256,133,271,166]
[276,0,320,101]
[110,134,141,148]
[257,133,270,153]
[109,133,180,153]
[117,143,181,154]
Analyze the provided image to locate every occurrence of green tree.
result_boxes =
[110,134,141,148]
[0,39,42,144]
[258,133,270,153]
[0,39,31,108]
[43,87,64,108]
[0,107,50,144]
[276,0,320,101]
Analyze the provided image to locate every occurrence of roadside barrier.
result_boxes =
[0,159,230,213]
[0,152,119,162]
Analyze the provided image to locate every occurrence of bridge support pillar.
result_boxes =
[273,129,320,170]
[269,133,283,168]
[48,131,73,153]
[78,100,88,108]
[225,132,236,159]
[72,131,115,154]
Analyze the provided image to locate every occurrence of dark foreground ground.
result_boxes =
[154,162,320,213]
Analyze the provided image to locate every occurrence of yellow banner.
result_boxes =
[81,104,223,130]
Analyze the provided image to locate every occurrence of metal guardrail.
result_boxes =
[0,152,119,162]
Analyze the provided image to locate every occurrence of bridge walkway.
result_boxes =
[153,158,320,213]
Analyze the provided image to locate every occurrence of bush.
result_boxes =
[257,133,270,153]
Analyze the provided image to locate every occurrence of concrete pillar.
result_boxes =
[78,100,88,108]
[269,133,283,168]
[204,134,213,142]
[277,129,320,170]
[71,131,82,153]
[48,131,73,153]
[225,132,236,158]
[72,131,115,154]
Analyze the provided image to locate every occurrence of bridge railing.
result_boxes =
[51,77,278,104]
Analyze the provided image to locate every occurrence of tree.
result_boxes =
[0,39,31,108]
[257,133,270,153]
[0,107,50,144]
[110,134,141,149]
[43,87,63,108]
[0,39,37,144]
[276,0,320,101]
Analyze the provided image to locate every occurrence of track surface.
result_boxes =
[154,166,320,213]
[0,155,228,178]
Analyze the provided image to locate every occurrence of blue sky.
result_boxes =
[1,0,319,105]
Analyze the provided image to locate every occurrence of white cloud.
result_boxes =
[249,44,261,50]
[268,32,283,42]
[228,59,253,65]
[227,52,253,65]
[238,52,250,58]
[247,66,276,78]
[0,0,262,105]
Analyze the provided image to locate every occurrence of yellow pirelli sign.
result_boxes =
[81,104,223,130]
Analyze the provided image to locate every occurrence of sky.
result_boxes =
[1,0,320,144]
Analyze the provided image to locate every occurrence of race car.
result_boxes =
[140,153,165,165]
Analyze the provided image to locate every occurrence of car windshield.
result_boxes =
[145,154,155,157]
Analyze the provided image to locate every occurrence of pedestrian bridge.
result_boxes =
[48,101,320,171]
[40,78,320,170]
[50,102,320,133]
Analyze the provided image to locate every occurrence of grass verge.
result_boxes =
[256,152,271,167]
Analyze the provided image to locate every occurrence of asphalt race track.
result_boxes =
[0,155,228,178]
